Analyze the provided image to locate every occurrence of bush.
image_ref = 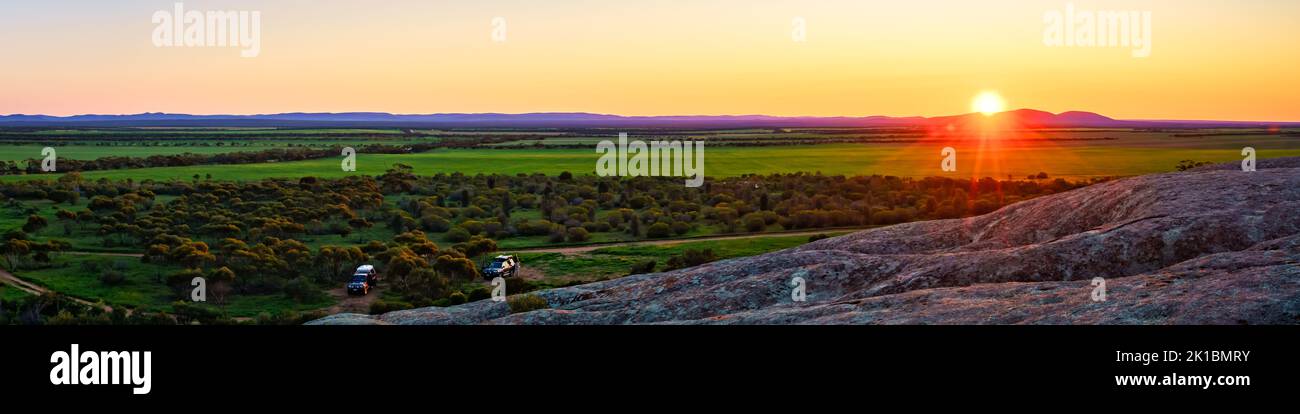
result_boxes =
[172,301,226,325]
[646,222,672,238]
[507,294,549,314]
[369,300,414,315]
[99,269,127,286]
[1176,160,1213,172]
[505,277,537,295]
[671,221,691,235]
[466,287,491,302]
[665,249,717,271]
[283,278,325,303]
[629,260,656,275]
[420,215,451,232]
[445,227,471,243]
[548,228,567,243]
[566,227,591,242]
[459,220,485,235]
[447,291,468,305]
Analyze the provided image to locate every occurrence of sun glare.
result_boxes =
[972,91,1006,116]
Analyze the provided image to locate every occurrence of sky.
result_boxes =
[1,0,1298,121]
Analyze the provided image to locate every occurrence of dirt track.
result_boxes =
[0,267,114,312]
[324,286,383,315]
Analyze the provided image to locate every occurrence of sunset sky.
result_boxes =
[1,0,1297,121]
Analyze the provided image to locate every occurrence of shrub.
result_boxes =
[420,215,451,232]
[466,287,491,302]
[566,227,591,242]
[369,300,414,315]
[283,278,325,303]
[445,227,471,243]
[99,269,127,286]
[629,260,656,275]
[671,221,691,235]
[505,277,537,295]
[164,269,205,299]
[548,228,567,243]
[665,249,717,271]
[447,291,468,305]
[743,213,766,232]
[646,222,672,238]
[507,294,549,314]
[459,220,485,235]
[172,301,226,325]
[1175,160,1213,172]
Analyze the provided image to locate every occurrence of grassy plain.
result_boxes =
[4,130,1297,182]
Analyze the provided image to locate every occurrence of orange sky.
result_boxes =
[1,0,1298,121]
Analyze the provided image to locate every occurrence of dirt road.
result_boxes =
[0,267,115,312]
[324,286,383,315]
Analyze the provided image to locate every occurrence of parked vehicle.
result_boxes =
[347,265,380,295]
[482,255,519,279]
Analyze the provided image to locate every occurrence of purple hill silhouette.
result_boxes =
[0,110,1295,128]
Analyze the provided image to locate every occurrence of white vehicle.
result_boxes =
[482,255,519,279]
[347,265,380,296]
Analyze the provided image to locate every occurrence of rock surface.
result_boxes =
[309,158,1300,325]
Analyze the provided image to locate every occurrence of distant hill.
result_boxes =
[0,110,1296,129]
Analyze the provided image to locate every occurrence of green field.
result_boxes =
[0,138,442,162]
[518,233,839,284]
[5,131,1297,182]
[0,282,31,302]
[9,254,334,317]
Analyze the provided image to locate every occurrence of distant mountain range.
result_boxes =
[1,109,1296,128]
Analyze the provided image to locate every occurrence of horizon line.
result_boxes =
[3,108,1300,124]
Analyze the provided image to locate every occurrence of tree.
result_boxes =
[0,239,31,270]
[743,213,766,232]
[55,209,77,236]
[404,268,449,301]
[628,215,642,237]
[165,269,204,299]
[318,245,368,282]
[433,255,478,283]
[22,215,48,234]
[384,248,428,291]
[208,266,236,306]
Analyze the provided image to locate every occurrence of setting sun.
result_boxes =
[972,92,1006,116]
